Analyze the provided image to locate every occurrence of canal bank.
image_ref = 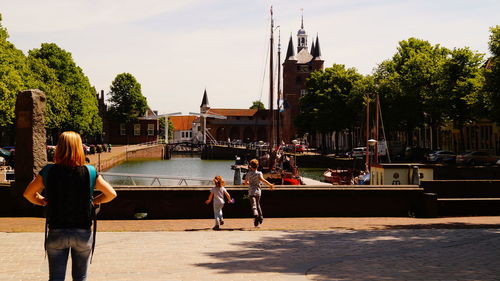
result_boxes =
[86,144,165,172]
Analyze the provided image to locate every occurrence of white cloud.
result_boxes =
[1,0,199,32]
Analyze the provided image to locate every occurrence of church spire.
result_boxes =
[285,34,296,60]
[314,34,322,58]
[200,88,209,108]
[297,10,307,52]
[301,9,304,29]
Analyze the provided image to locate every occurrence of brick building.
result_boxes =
[196,90,271,144]
[281,18,324,142]
[97,90,161,145]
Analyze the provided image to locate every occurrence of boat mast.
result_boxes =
[276,28,281,147]
[374,92,379,164]
[365,95,370,171]
[269,6,275,150]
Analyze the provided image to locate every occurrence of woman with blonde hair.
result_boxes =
[24,131,117,281]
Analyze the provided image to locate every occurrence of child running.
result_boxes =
[244,159,274,227]
[205,175,232,230]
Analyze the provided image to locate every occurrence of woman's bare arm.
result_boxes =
[23,175,47,206]
[93,175,117,205]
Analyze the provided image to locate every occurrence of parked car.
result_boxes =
[403,146,432,162]
[456,151,498,166]
[427,150,456,163]
[0,147,14,167]
[351,147,368,158]
[82,144,90,154]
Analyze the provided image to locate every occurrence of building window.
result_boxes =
[147,124,154,136]
[134,124,140,136]
[120,124,126,136]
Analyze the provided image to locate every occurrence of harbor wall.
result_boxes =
[89,145,165,171]
[3,179,500,218]
[90,186,427,219]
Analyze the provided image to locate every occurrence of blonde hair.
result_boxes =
[54,131,86,167]
[249,159,259,169]
[213,175,225,187]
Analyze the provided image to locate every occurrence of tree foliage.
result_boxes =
[0,14,29,128]
[485,26,500,123]
[250,100,265,110]
[374,38,449,133]
[296,64,365,134]
[28,43,102,135]
[374,38,485,137]
[108,73,148,124]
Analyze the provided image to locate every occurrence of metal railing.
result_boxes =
[100,172,229,186]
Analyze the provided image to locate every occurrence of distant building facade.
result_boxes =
[97,90,160,145]
[170,115,197,143]
[196,90,272,144]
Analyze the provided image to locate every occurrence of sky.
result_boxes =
[1,0,499,115]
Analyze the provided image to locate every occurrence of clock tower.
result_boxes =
[281,18,324,142]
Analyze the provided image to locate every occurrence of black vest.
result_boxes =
[45,165,93,229]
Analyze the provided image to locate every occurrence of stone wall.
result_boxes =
[89,145,165,171]
[96,185,424,219]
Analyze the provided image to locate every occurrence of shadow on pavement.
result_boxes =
[384,222,500,229]
[186,228,245,231]
[195,227,500,280]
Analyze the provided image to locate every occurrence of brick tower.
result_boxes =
[282,16,324,142]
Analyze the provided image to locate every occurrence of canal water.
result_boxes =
[104,156,326,186]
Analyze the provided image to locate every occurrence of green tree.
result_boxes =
[440,47,485,127]
[25,56,70,137]
[296,64,365,151]
[108,73,148,124]
[374,38,449,145]
[159,118,175,141]
[0,14,29,131]
[28,43,101,135]
[485,26,500,123]
[250,100,265,110]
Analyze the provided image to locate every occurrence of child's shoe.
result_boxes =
[212,225,220,230]
[258,216,263,225]
[254,216,259,227]
[220,219,224,225]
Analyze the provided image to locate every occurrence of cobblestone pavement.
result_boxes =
[1,217,500,281]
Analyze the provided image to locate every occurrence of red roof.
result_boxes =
[170,116,197,131]
[207,108,258,117]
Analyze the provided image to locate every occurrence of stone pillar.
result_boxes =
[13,89,47,215]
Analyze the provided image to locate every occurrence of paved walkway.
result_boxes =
[1,217,500,280]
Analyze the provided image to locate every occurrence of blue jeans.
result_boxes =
[213,203,224,226]
[46,228,92,281]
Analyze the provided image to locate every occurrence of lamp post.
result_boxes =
[367,138,377,172]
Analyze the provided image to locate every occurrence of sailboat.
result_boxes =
[260,7,302,185]
[232,7,302,185]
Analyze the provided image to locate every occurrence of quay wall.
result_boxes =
[91,185,427,219]
[90,145,164,171]
[3,178,500,218]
